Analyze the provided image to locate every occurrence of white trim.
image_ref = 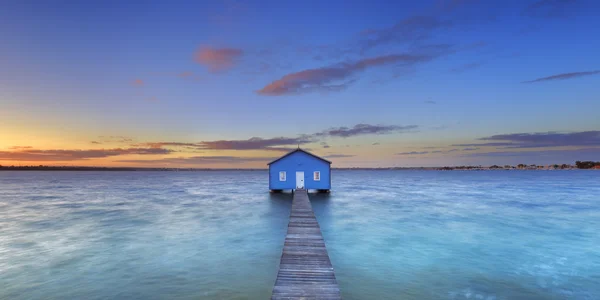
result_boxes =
[279,171,286,181]
[313,171,320,181]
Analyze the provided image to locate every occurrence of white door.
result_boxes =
[295,172,305,189]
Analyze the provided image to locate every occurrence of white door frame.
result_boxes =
[295,171,305,189]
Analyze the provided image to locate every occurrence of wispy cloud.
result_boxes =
[194,47,243,72]
[0,147,173,161]
[131,79,144,86]
[90,141,102,145]
[461,147,600,164]
[117,156,272,165]
[137,123,415,152]
[137,138,306,152]
[397,151,429,155]
[196,137,310,151]
[372,142,381,146]
[523,70,600,83]
[398,147,473,155]
[424,100,437,104]
[452,131,600,148]
[315,124,418,138]
[522,70,600,83]
[100,136,134,143]
[323,154,355,158]
[360,16,452,53]
[177,71,194,78]
[257,54,434,96]
[435,0,480,11]
[450,62,483,73]
[8,146,33,150]
[523,0,580,18]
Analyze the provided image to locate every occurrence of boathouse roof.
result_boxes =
[267,148,332,165]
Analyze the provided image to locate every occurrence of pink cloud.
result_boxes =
[178,71,194,78]
[194,47,243,72]
[132,79,144,86]
[257,54,432,96]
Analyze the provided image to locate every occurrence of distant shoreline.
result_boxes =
[1,166,598,171]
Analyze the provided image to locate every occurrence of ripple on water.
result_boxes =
[1,170,599,300]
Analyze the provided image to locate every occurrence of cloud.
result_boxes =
[372,142,380,146]
[131,79,144,86]
[360,16,452,53]
[435,0,480,11]
[257,54,434,96]
[196,137,312,152]
[523,0,579,18]
[194,47,243,72]
[100,136,134,143]
[0,148,173,161]
[452,131,600,148]
[398,147,473,155]
[315,124,418,138]
[522,70,600,83]
[397,151,429,155]
[90,141,102,144]
[323,154,355,158]
[450,62,483,73]
[424,100,437,104]
[8,146,33,150]
[131,123,416,153]
[116,156,272,165]
[178,71,194,78]
[460,147,600,164]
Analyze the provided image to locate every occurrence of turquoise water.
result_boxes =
[1,171,599,299]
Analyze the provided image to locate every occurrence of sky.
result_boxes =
[1,0,599,168]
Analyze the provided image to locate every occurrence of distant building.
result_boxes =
[268,148,331,192]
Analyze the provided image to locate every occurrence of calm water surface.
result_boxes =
[1,171,599,299]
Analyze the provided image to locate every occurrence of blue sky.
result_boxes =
[1,0,599,167]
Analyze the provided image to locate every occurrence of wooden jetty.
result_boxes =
[271,189,341,300]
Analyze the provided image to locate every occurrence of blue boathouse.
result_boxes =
[268,148,331,192]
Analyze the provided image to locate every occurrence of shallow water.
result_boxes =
[1,170,599,299]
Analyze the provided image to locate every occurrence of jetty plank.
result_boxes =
[271,189,341,300]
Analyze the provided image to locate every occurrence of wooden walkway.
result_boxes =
[271,189,341,300]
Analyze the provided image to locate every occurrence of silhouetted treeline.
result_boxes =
[575,161,600,169]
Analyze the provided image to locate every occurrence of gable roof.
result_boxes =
[267,148,332,165]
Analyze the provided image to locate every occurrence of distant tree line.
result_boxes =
[575,161,600,169]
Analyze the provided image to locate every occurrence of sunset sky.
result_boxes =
[1,0,599,168]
